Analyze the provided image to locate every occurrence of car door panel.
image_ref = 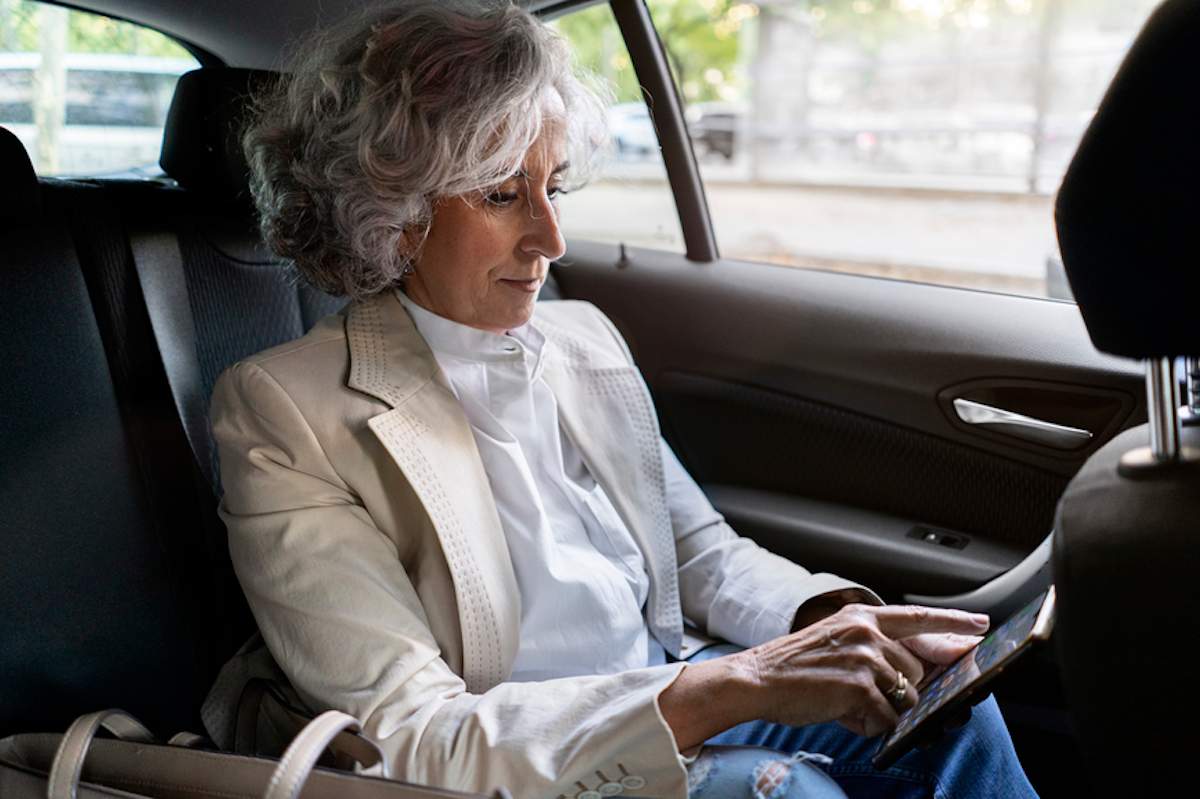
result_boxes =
[705,485,1024,600]
[552,240,1144,596]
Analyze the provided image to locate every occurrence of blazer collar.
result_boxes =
[346,289,439,408]
[345,290,520,691]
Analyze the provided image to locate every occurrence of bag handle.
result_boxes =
[239,679,386,774]
[262,710,387,799]
[48,709,156,799]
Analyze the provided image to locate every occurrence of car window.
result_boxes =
[647,0,1162,300]
[0,0,197,177]
[549,2,685,253]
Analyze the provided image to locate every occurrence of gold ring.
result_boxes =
[888,672,908,709]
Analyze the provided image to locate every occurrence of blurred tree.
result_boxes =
[0,0,21,50]
[32,2,65,172]
[0,0,38,51]
[1,1,190,56]
[67,9,191,58]
[553,1,755,104]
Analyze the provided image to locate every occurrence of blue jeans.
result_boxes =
[682,644,1038,799]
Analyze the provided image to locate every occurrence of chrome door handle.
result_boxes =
[952,398,1093,450]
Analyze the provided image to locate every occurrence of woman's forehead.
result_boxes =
[517,129,568,175]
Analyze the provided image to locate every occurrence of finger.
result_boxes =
[872,660,920,715]
[860,683,900,738]
[837,715,869,737]
[871,605,990,640]
[901,633,982,666]
[878,635,925,689]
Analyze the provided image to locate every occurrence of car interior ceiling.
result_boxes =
[4,1,1196,796]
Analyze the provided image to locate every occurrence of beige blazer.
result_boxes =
[203,290,869,799]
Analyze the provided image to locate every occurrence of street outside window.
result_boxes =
[648,0,1162,300]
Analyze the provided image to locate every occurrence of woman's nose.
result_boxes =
[520,194,566,261]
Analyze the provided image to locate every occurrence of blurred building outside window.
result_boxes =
[562,0,1163,301]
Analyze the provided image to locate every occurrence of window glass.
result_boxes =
[550,3,684,253]
[653,0,1162,299]
[0,0,197,176]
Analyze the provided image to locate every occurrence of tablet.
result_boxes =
[872,586,1056,770]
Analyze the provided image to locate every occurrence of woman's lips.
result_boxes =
[499,277,541,293]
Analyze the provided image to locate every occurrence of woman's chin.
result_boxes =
[475,304,536,334]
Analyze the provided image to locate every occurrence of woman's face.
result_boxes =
[402,129,569,335]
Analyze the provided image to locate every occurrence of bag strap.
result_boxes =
[48,710,156,799]
[262,710,385,799]
[238,679,385,775]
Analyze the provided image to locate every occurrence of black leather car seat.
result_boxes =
[1052,0,1200,794]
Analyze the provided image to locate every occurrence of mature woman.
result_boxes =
[204,2,1038,797]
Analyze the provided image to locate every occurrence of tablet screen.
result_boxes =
[878,590,1049,757]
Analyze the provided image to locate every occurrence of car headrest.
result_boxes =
[160,67,277,209]
[1,126,40,219]
[1054,0,1200,359]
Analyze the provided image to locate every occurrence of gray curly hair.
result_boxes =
[244,0,609,300]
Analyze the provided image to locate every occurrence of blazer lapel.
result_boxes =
[540,328,684,656]
[344,291,519,692]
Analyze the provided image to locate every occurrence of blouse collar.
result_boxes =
[395,288,547,367]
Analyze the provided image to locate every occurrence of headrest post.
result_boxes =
[1147,357,1181,460]
[1185,357,1199,426]
[1119,357,1200,474]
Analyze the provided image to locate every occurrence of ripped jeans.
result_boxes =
[681,644,1038,799]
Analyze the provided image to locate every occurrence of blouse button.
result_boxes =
[620,776,646,790]
[599,782,623,795]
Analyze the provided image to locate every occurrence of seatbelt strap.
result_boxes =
[129,227,215,488]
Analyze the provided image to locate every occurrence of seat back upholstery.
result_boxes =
[127,67,347,490]
[1051,2,1200,794]
[0,128,211,736]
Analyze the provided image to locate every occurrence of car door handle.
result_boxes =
[952,398,1094,450]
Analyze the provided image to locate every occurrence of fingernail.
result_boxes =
[971,613,990,626]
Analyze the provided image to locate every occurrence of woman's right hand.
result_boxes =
[737,604,990,738]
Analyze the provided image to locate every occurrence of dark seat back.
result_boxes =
[122,67,347,490]
[0,128,210,737]
[1052,1,1200,794]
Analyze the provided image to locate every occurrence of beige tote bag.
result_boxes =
[0,709,510,799]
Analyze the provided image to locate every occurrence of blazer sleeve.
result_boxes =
[585,304,881,648]
[662,440,882,647]
[211,360,692,799]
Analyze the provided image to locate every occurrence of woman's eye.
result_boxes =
[547,186,565,201]
[485,191,518,207]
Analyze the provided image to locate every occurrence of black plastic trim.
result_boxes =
[705,485,1024,600]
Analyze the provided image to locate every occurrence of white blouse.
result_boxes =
[397,291,665,681]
